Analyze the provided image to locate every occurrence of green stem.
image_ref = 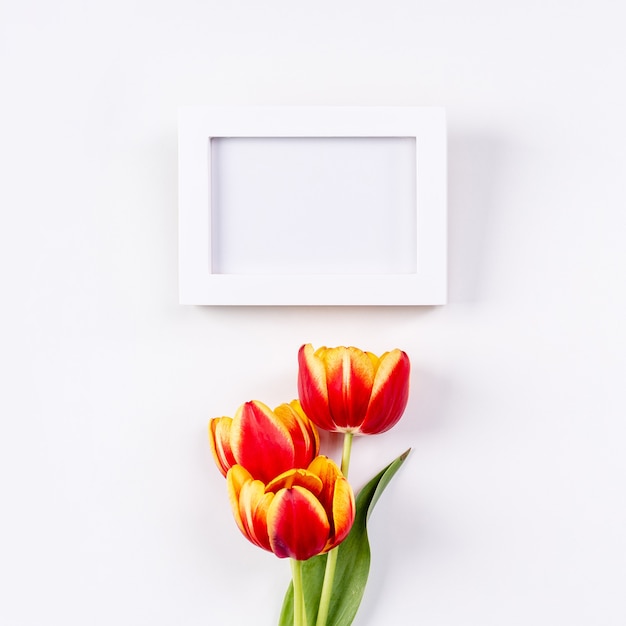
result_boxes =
[315,431,355,626]
[315,549,337,626]
[291,558,307,626]
[340,431,354,477]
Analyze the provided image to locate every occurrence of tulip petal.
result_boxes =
[267,486,330,560]
[323,346,375,430]
[325,476,355,551]
[266,468,323,496]
[226,465,253,537]
[273,400,320,467]
[239,479,273,551]
[208,417,237,477]
[306,455,341,512]
[231,401,296,482]
[307,456,355,550]
[298,344,336,432]
[361,349,410,434]
[227,467,274,552]
[290,399,321,458]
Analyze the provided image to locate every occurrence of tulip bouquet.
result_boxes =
[208,344,411,626]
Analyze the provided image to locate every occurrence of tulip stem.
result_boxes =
[340,431,354,477]
[291,558,307,626]
[315,548,337,626]
[315,431,355,626]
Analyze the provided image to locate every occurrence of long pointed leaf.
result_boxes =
[279,449,411,626]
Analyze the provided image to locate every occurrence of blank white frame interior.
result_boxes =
[178,106,446,305]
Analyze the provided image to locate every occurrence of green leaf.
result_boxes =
[278,449,411,626]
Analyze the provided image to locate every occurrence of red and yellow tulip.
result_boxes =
[297,343,410,435]
[209,400,320,483]
[227,456,355,561]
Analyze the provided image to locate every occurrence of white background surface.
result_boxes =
[1,1,625,625]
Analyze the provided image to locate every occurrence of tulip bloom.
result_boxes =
[298,344,410,435]
[209,400,319,483]
[227,456,355,561]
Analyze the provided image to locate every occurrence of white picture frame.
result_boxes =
[178,106,446,305]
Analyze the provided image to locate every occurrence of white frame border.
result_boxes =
[178,106,446,305]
